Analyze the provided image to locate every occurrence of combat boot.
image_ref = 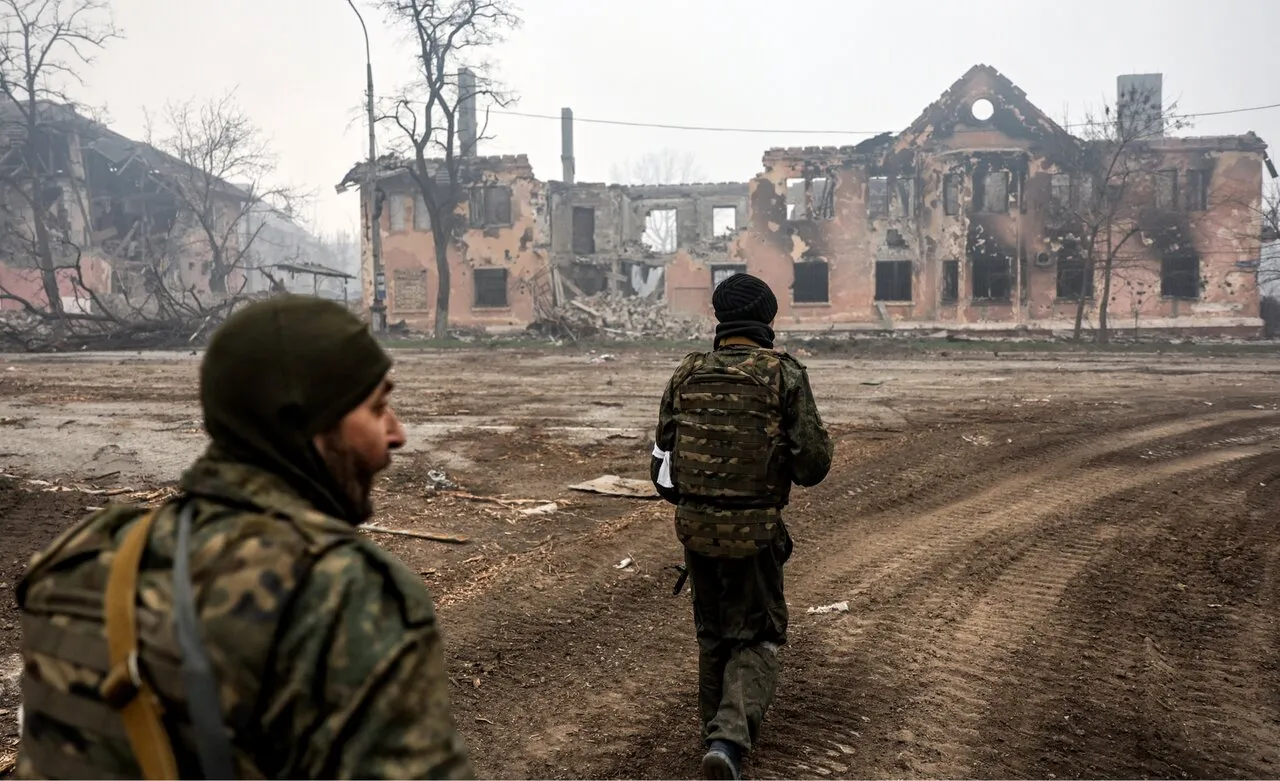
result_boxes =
[701,739,742,780]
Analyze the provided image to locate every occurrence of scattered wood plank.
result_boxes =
[569,475,658,499]
[359,525,471,544]
[446,492,550,507]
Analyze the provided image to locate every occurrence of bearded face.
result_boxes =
[312,377,404,522]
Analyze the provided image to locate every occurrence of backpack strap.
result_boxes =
[100,507,181,780]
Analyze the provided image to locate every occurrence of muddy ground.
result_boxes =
[2,343,1280,778]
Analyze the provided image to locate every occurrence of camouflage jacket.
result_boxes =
[651,344,833,553]
[15,455,474,780]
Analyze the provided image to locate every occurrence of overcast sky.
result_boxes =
[81,0,1280,241]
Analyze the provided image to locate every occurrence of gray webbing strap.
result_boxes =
[173,501,238,779]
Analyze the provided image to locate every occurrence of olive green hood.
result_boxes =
[193,295,392,523]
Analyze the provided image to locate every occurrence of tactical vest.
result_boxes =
[671,348,788,557]
[16,498,358,780]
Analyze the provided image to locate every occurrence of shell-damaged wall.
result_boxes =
[358,155,548,332]
[690,65,1269,334]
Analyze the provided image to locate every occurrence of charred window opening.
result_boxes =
[1155,170,1177,211]
[868,176,889,218]
[943,174,961,216]
[1185,170,1209,212]
[941,260,959,304]
[713,206,737,236]
[469,186,513,228]
[786,176,834,221]
[712,263,747,290]
[785,178,805,219]
[972,257,1010,301]
[389,194,407,231]
[1161,255,1199,299]
[1051,174,1071,209]
[413,193,431,231]
[642,208,678,253]
[571,206,595,254]
[874,260,912,302]
[473,267,509,308]
[1056,259,1093,300]
[981,171,1008,213]
[893,178,915,218]
[793,260,829,303]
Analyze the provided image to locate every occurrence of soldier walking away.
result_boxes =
[650,273,833,780]
[14,296,474,780]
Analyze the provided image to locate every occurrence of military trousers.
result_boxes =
[685,531,790,753]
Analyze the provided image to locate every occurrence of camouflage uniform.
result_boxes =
[652,343,832,757]
[16,452,474,779]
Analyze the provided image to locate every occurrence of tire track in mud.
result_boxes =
[749,442,1277,779]
[565,408,1280,779]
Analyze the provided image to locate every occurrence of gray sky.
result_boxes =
[83,0,1280,239]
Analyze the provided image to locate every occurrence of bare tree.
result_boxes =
[611,149,705,253]
[1052,86,1188,343]
[379,0,520,339]
[145,91,296,296]
[0,0,118,318]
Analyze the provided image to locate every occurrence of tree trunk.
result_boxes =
[30,201,63,316]
[432,228,450,339]
[1097,227,1114,344]
[1072,258,1091,342]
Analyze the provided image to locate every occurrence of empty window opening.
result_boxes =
[1077,175,1095,209]
[1161,255,1199,299]
[1185,170,1209,211]
[972,256,1011,301]
[413,193,431,231]
[473,267,509,308]
[572,206,595,254]
[793,260,829,303]
[893,178,914,218]
[1155,170,1177,211]
[713,206,737,236]
[389,193,407,231]
[1050,173,1071,209]
[785,177,834,221]
[970,98,995,122]
[642,208,678,253]
[941,260,959,303]
[982,171,1008,213]
[868,175,889,218]
[943,174,961,216]
[874,260,912,302]
[711,264,747,290]
[1056,258,1094,299]
[469,186,513,228]
[785,178,805,220]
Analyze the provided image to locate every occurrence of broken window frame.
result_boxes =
[468,185,513,229]
[874,260,913,302]
[1050,173,1072,210]
[473,266,509,308]
[893,178,915,218]
[941,260,960,304]
[1154,169,1178,211]
[1185,169,1209,212]
[1161,254,1199,299]
[971,256,1011,302]
[571,206,595,255]
[711,263,748,291]
[1055,257,1094,300]
[793,259,829,304]
[943,174,961,216]
[981,171,1008,214]
[868,175,889,218]
[712,206,738,236]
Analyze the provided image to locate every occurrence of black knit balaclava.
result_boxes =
[195,295,392,523]
[711,272,778,349]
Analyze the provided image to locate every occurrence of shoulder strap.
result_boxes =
[100,507,180,780]
[173,500,237,780]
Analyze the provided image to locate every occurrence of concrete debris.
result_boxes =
[426,469,457,490]
[537,293,710,343]
[807,601,850,615]
[519,502,559,516]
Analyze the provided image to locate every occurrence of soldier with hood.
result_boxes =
[15,295,473,779]
[651,273,833,780]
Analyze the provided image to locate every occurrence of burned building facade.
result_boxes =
[680,65,1271,335]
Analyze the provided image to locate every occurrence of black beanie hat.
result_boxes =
[197,294,392,522]
[712,272,778,325]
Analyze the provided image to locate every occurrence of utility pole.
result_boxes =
[346,0,386,332]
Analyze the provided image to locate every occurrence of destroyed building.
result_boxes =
[0,102,324,315]
[342,65,1273,338]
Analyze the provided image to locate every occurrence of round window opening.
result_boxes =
[970,98,995,121]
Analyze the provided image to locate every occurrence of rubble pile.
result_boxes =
[536,293,710,342]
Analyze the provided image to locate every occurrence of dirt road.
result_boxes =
[3,345,1280,777]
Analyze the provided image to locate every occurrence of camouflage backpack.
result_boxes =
[670,347,788,556]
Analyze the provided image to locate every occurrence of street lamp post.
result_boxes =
[346,0,386,333]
